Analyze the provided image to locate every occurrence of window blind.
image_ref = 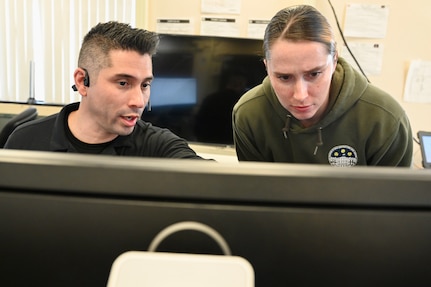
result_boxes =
[0,0,136,105]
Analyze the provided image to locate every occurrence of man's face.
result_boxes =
[84,50,153,139]
[265,39,337,128]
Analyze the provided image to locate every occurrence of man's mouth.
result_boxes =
[121,115,139,127]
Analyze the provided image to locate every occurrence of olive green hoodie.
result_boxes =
[232,57,412,167]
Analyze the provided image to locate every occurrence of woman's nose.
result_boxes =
[292,79,308,102]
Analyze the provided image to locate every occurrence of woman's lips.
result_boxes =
[292,105,312,113]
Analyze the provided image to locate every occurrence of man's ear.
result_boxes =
[73,67,89,96]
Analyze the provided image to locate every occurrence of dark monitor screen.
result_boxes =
[1,149,431,287]
[142,34,267,145]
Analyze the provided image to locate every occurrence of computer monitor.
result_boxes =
[418,130,431,168]
[1,149,431,287]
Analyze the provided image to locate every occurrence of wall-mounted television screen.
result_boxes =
[142,34,267,146]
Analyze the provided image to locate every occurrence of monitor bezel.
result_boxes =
[1,149,431,208]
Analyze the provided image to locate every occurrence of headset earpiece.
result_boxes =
[83,69,90,87]
[71,68,90,91]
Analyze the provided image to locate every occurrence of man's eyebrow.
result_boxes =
[113,73,154,81]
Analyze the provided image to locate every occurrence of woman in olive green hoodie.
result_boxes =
[232,5,412,167]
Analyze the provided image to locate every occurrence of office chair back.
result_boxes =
[0,107,38,148]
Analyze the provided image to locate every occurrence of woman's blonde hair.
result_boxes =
[263,5,337,60]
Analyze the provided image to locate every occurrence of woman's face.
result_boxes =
[264,39,337,128]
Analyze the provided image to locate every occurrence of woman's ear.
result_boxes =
[331,52,338,74]
[333,51,338,64]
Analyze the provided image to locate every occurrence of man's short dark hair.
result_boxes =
[78,21,160,71]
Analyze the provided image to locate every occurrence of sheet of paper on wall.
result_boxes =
[200,17,240,38]
[403,60,431,103]
[201,0,241,14]
[247,20,269,39]
[343,4,389,38]
[156,19,195,35]
[341,42,384,76]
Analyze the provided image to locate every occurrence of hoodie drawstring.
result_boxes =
[282,116,323,156]
[314,127,323,155]
[282,115,292,139]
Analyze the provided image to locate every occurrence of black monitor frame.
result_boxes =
[1,149,431,287]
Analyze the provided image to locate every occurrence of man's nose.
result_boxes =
[129,87,146,108]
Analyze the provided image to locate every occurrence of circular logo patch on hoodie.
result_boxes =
[328,145,358,167]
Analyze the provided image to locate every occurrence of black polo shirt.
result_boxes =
[5,102,203,159]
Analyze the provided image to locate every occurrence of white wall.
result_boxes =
[140,0,315,37]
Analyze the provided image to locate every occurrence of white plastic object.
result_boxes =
[106,251,254,287]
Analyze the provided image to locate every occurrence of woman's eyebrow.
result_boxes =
[303,62,330,73]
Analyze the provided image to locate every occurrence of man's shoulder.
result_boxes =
[128,120,203,159]
[133,120,178,139]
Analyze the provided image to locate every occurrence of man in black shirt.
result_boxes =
[5,22,203,159]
